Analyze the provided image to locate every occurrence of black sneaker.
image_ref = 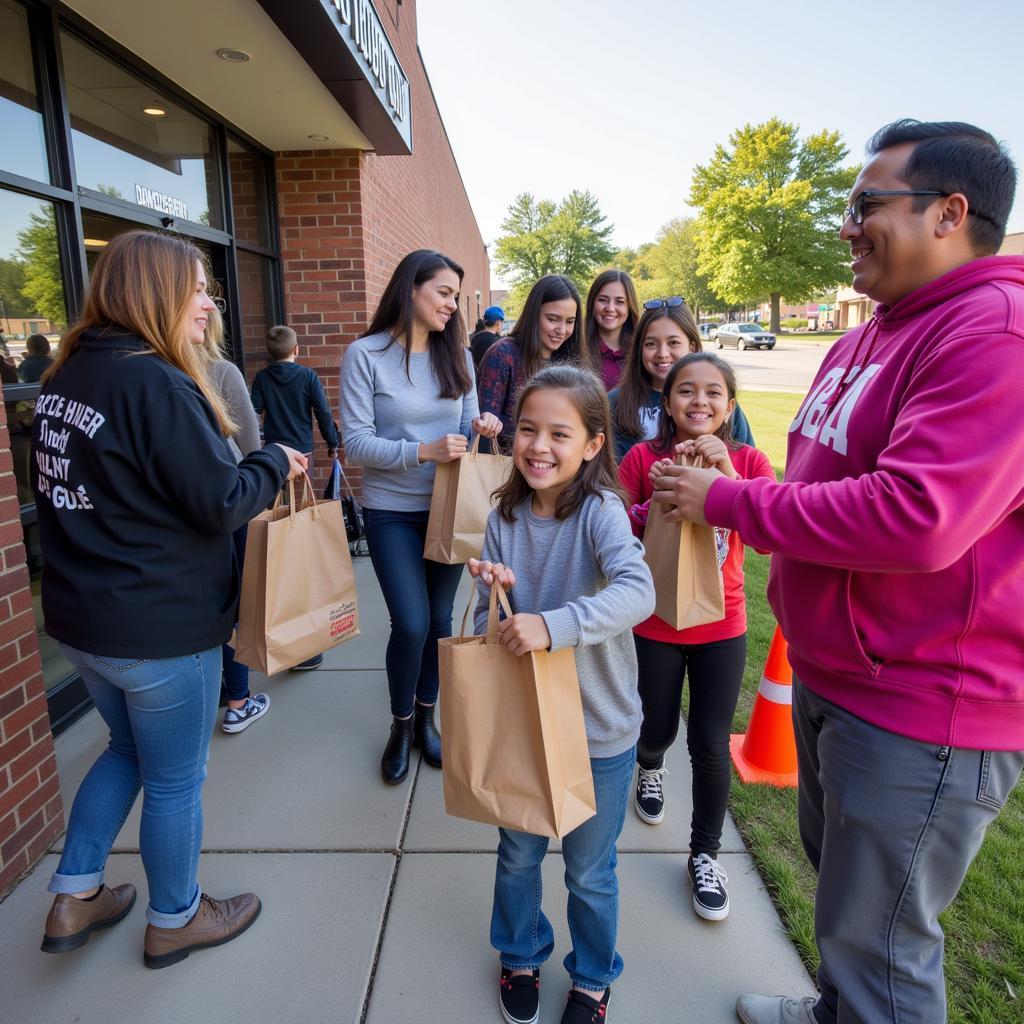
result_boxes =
[292,653,323,671]
[634,764,666,824]
[499,967,540,1024]
[688,852,730,921]
[561,986,610,1023]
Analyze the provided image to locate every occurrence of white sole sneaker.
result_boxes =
[634,798,665,825]
[222,694,270,734]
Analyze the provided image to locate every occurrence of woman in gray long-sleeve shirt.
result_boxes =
[339,250,501,785]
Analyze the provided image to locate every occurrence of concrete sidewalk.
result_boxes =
[0,558,813,1023]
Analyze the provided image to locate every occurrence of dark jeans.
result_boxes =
[635,632,746,853]
[363,506,465,718]
[794,679,1024,1024]
[222,524,249,702]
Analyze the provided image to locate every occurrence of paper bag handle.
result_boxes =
[469,433,482,456]
[278,472,318,524]
[457,577,513,642]
[673,451,706,469]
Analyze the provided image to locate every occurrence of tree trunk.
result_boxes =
[770,292,782,334]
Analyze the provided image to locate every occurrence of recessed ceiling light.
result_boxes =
[83,238,108,248]
[307,134,329,142]
[142,106,167,117]
[216,48,251,63]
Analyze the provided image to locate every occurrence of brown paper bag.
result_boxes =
[438,582,596,839]
[424,435,513,564]
[643,454,725,630]
[235,476,360,674]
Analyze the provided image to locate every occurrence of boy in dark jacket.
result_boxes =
[251,325,339,468]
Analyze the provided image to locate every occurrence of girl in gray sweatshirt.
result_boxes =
[469,364,654,1024]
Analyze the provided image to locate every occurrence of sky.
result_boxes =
[418,0,1024,287]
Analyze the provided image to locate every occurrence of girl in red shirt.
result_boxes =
[618,352,773,922]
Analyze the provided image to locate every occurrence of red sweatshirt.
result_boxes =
[705,256,1024,750]
[619,441,774,644]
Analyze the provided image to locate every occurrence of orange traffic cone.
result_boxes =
[730,625,798,787]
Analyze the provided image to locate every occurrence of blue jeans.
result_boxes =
[490,746,635,992]
[363,507,465,717]
[49,644,222,928]
[222,524,249,702]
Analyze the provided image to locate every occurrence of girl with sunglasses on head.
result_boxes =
[584,269,641,391]
[477,274,590,455]
[608,298,754,463]
[619,351,774,923]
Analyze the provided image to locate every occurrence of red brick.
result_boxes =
[2,694,47,741]
[0,848,29,896]
[0,726,32,768]
[9,736,48,783]
[0,807,43,862]
[14,773,60,825]
[0,770,37,821]
[0,608,33,647]
[0,683,25,719]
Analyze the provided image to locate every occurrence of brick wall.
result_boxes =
[270,0,489,492]
[0,390,63,899]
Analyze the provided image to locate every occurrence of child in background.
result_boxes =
[251,325,339,473]
[468,365,654,1024]
[617,352,773,921]
[609,299,754,462]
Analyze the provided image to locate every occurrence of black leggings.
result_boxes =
[635,632,747,854]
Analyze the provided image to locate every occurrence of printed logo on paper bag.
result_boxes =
[329,601,358,641]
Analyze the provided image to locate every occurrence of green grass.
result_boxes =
[779,331,845,346]
[722,390,1024,1021]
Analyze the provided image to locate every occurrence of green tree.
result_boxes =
[644,218,723,318]
[494,190,615,295]
[16,206,66,326]
[689,118,858,333]
[0,258,32,319]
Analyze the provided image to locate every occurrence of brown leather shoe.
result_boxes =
[143,892,261,969]
[41,883,137,953]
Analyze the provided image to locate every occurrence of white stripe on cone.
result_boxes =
[757,675,793,705]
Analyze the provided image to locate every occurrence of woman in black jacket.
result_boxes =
[34,231,306,969]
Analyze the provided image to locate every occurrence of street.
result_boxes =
[712,337,834,393]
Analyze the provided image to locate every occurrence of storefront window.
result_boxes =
[0,0,50,184]
[0,189,67,375]
[61,31,222,229]
[228,136,272,249]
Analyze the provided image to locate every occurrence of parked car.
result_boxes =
[698,323,718,345]
[714,323,776,350]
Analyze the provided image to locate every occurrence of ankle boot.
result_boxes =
[381,715,414,785]
[413,702,442,769]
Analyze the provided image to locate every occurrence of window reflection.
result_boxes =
[237,249,273,378]
[0,190,66,380]
[0,0,50,183]
[61,31,222,228]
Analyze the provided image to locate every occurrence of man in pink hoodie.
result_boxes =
[655,120,1024,1024]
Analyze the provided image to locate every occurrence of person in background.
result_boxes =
[34,230,306,968]
[584,269,640,390]
[470,305,504,371]
[198,305,269,734]
[251,324,340,670]
[339,249,502,785]
[18,333,55,382]
[609,298,754,462]
[477,276,589,455]
[653,119,1024,1024]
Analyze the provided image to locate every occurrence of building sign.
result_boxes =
[325,0,411,149]
[134,185,189,220]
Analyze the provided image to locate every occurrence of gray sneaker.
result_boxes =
[736,994,819,1024]
[222,693,270,734]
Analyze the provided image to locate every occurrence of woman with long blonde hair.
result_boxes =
[35,230,305,968]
